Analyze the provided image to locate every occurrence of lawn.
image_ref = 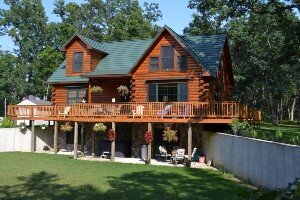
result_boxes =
[0,152,253,200]
[254,123,300,145]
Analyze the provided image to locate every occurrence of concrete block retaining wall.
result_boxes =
[202,131,300,189]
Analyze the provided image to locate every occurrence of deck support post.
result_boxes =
[147,122,152,164]
[187,123,192,161]
[80,124,85,156]
[31,120,35,152]
[74,122,78,159]
[54,121,58,154]
[92,129,95,157]
[111,122,116,162]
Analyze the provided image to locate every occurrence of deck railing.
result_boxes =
[8,102,261,122]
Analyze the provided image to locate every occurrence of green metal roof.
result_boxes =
[60,34,108,54]
[48,27,227,83]
[46,60,88,84]
[84,39,153,76]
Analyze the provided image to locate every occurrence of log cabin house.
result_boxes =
[8,26,260,161]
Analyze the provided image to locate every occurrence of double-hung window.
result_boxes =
[149,57,159,71]
[67,87,87,105]
[73,52,83,72]
[161,46,174,70]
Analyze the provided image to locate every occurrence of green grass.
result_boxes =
[0,152,255,200]
[254,123,300,145]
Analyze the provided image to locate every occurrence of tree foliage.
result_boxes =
[0,0,162,116]
[185,0,300,123]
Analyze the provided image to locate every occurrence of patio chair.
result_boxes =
[58,106,71,117]
[132,105,144,118]
[157,104,172,117]
[171,148,185,165]
[159,146,169,162]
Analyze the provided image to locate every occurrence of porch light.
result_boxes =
[112,98,116,103]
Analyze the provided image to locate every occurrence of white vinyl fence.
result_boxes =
[202,132,300,189]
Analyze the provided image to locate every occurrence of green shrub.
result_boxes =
[230,118,251,136]
[0,118,15,128]
[292,136,300,146]
[275,129,283,142]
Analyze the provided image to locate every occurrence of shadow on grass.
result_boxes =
[0,169,248,200]
[0,171,102,200]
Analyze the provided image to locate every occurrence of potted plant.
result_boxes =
[93,123,107,132]
[19,122,26,130]
[91,86,103,94]
[144,130,153,144]
[60,122,73,132]
[162,127,178,143]
[108,129,116,142]
[117,85,129,98]
[41,123,48,130]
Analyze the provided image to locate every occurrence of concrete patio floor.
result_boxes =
[37,151,215,170]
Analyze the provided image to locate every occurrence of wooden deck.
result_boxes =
[8,102,261,124]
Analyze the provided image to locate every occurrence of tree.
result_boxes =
[185,0,300,124]
[0,51,26,115]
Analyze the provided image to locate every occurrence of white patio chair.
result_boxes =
[58,106,71,117]
[132,105,144,118]
[171,148,185,165]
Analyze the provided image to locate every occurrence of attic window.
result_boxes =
[73,52,83,72]
[161,46,174,70]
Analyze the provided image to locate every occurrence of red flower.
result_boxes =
[108,129,116,142]
[144,130,153,144]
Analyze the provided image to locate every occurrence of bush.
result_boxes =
[0,118,15,128]
[230,118,251,136]
[275,129,283,142]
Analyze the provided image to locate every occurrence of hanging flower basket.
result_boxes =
[108,129,116,142]
[144,130,153,144]
[91,86,103,94]
[60,122,73,132]
[162,127,178,143]
[117,85,129,97]
[93,123,107,132]
[19,122,26,130]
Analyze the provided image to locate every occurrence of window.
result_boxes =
[73,52,83,72]
[161,46,174,70]
[177,55,187,71]
[67,87,87,105]
[149,57,159,71]
[148,82,188,102]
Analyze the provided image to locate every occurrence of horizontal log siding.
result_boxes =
[90,78,131,103]
[51,85,67,104]
[51,84,88,104]
[132,31,209,102]
[65,38,90,76]
[90,50,103,71]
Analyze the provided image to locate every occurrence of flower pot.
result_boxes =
[42,126,46,130]
[199,156,206,164]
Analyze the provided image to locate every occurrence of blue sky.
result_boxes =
[0,0,195,51]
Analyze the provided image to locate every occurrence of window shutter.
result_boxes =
[177,55,187,71]
[148,83,157,102]
[178,82,188,102]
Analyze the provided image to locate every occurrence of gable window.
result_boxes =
[73,52,83,72]
[149,57,159,71]
[177,55,187,71]
[67,87,87,105]
[161,46,174,70]
[148,82,188,102]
